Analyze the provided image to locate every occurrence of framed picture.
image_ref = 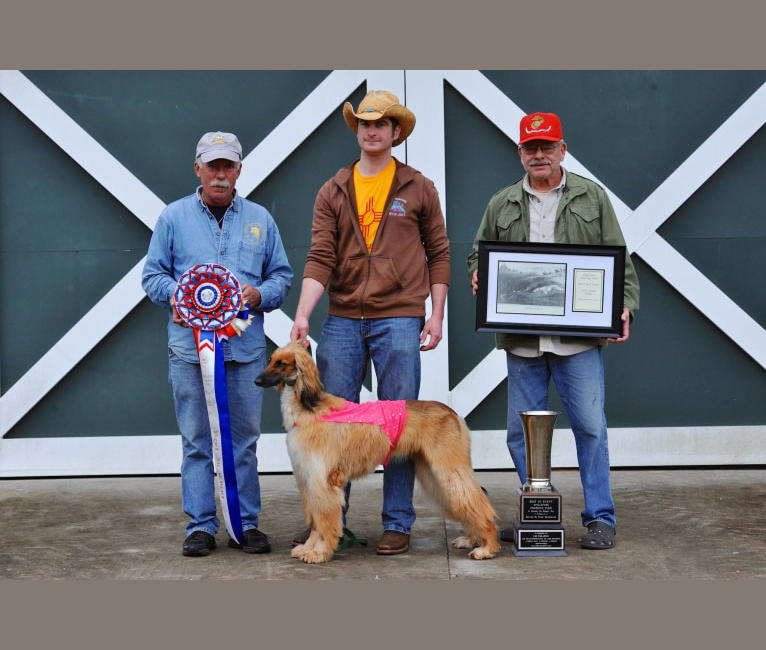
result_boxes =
[476,241,626,337]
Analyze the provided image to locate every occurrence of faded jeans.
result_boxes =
[505,346,616,528]
[169,348,266,537]
[316,315,423,535]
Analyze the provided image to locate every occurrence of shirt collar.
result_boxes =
[523,167,567,196]
[196,186,239,214]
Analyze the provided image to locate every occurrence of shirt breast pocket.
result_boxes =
[237,241,265,282]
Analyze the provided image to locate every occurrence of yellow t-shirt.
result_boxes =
[354,158,396,253]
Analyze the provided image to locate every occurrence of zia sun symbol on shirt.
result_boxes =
[359,196,383,241]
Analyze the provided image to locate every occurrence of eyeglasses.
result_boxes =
[520,142,559,154]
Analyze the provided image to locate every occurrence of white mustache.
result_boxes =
[210,180,231,188]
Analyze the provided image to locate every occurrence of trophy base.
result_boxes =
[510,519,567,557]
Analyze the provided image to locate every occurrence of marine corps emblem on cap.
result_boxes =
[519,112,564,144]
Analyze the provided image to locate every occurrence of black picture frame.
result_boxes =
[476,241,626,338]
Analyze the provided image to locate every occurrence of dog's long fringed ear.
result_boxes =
[293,346,323,411]
[297,337,312,357]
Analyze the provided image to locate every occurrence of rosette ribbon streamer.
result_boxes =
[174,263,254,544]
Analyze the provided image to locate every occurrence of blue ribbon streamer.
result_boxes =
[200,329,244,544]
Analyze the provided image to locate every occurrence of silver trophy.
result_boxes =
[520,410,559,491]
[512,410,567,556]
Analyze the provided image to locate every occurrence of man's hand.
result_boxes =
[419,316,443,351]
[241,284,261,308]
[290,316,311,347]
[607,307,631,343]
[169,295,189,328]
[289,278,328,348]
[471,270,479,296]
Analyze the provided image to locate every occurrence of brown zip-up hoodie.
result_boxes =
[304,159,450,319]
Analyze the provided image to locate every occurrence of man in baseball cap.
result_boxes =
[142,131,293,557]
[468,112,640,551]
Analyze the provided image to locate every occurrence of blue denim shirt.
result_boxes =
[142,188,293,363]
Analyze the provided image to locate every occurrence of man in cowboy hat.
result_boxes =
[468,112,639,550]
[290,90,450,555]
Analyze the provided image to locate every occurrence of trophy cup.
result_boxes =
[511,411,567,556]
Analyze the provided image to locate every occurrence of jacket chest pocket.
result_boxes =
[496,205,524,241]
[564,203,602,241]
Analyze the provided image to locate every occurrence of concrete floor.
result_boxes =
[1,469,765,579]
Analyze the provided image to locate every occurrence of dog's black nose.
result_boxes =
[254,372,277,388]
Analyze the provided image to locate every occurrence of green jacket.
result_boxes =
[467,170,639,351]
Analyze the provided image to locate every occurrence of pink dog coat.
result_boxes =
[318,400,407,466]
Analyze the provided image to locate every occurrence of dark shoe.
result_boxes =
[182,530,216,557]
[376,530,409,555]
[578,521,616,549]
[499,527,515,542]
[292,527,311,547]
[228,528,271,554]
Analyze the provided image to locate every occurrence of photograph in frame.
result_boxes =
[476,241,625,338]
[497,260,567,316]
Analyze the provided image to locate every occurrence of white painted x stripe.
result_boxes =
[0,70,377,437]
[438,70,766,420]
[0,71,165,229]
[1,69,763,459]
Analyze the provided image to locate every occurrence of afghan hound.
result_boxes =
[255,341,500,564]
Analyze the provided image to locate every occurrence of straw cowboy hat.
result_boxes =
[343,90,416,146]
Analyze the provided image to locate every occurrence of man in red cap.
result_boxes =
[467,112,639,550]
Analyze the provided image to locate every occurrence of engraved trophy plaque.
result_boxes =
[511,411,567,556]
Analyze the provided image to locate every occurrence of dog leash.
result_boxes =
[336,527,369,551]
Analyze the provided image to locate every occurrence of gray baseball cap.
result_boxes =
[195,131,242,163]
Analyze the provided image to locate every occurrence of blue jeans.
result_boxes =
[317,315,423,535]
[169,348,266,537]
[505,347,615,528]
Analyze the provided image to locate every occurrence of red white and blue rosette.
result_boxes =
[174,263,254,544]
[174,263,242,331]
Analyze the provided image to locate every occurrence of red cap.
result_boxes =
[519,113,563,144]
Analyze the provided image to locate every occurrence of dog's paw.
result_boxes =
[451,536,477,549]
[291,544,306,558]
[468,546,496,560]
[298,546,334,564]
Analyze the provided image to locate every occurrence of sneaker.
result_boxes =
[578,521,616,550]
[182,530,216,557]
[228,528,271,554]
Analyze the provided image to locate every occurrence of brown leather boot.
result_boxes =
[376,530,410,555]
